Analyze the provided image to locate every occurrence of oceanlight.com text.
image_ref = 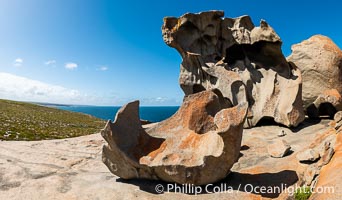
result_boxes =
[154,183,335,195]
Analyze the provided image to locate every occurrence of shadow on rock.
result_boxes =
[221,170,298,198]
[117,170,298,198]
[240,145,250,151]
[255,116,288,128]
[290,117,322,133]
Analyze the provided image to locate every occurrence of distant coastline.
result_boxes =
[3,100,180,122]
[33,102,74,107]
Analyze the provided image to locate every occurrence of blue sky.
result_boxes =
[0,0,341,106]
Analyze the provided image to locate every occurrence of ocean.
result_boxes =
[56,105,179,123]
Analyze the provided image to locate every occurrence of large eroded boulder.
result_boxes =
[162,11,304,128]
[288,35,342,117]
[101,89,247,185]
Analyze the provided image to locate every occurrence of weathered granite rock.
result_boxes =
[296,149,320,162]
[335,111,342,122]
[294,124,338,187]
[267,139,291,158]
[306,89,342,118]
[0,118,338,199]
[101,89,247,185]
[310,133,342,199]
[319,146,334,166]
[162,11,305,128]
[334,111,342,130]
[288,35,342,117]
[303,164,320,186]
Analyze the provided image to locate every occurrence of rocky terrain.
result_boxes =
[1,117,341,199]
[288,35,342,113]
[100,11,342,199]
[1,10,342,200]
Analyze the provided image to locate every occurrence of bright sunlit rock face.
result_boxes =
[288,35,342,118]
[162,11,305,128]
[100,10,342,192]
[101,89,247,185]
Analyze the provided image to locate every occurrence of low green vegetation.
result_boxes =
[294,186,312,200]
[0,99,106,141]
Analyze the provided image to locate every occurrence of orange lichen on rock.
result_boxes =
[310,35,342,55]
[322,89,341,99]
[101,89,247,185]
[310,133,342,199]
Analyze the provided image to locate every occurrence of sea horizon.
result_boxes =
[52,104,180,123]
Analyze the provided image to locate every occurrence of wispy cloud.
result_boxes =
[44,60,56,65]
[65,62,78,70]
[0,73,182,106]
[156,97,166,102]
[0,72,88,104]
[140,97,181,106]
[97,66,108,71]
[13,58,23,67]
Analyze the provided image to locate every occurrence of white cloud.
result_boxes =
[65,62,78,70]
[13,58,23,67]
[156,97,166,102]
[140,97,180,106]
[0,72,91,105]
[97,66,108,71]
[45,60,56,65]
[0,72,182,106]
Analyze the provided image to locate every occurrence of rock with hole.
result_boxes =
[162,11,304,128]
[288,35,342,118]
